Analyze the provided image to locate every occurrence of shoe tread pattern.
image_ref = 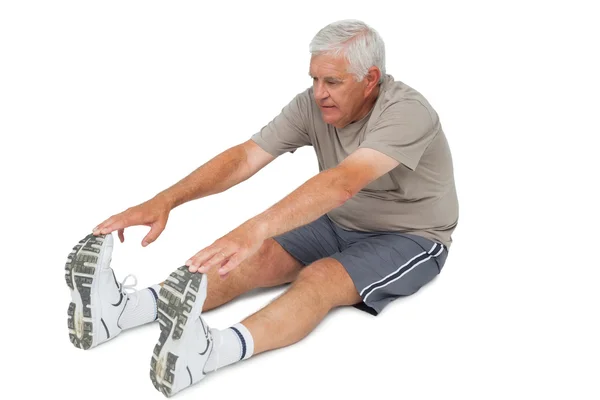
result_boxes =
[65,234,106,350]
[150,266,203,397]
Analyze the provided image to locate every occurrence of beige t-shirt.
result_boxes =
[251,74,459,248]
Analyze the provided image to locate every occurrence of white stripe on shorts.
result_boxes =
[361,242,443,303]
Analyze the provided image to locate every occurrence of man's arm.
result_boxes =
[159,139,276,209]
[247,147,400,239]
[189,147,400,274]
[93,139,275,245]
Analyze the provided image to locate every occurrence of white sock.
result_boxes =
[204,323,254,372]
[118,284,160,330]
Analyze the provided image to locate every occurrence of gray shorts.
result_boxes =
[273,214,448,315]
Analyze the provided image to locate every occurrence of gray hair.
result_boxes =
[309,19,386,84]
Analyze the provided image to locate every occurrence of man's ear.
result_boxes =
[365,66,381,95]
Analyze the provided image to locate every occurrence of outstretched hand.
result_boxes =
[92,195,172,247]
[186,222,266,277]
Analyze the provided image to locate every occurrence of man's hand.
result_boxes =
[186,222,266,277]
[92,195,172,247]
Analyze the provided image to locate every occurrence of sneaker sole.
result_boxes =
[150,266,206,397]
[65,234,106,350]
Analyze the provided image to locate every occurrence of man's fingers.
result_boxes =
[198,251,230,272]
[217,253,242,276]
[186,250,210,272]
[93,216,117,235]
[142,222,165,247]
[98,216,132,235]
[118,229,125,243]
[187,247,222,272]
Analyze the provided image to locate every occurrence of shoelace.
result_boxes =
[120,274,140,308]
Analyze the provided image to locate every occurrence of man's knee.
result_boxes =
[248,238,302,288]
[293,258,361,308]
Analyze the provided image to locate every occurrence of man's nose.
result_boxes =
[313,82,329,100]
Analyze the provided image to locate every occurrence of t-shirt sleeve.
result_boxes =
[358,100,438,171]
[251,89,312,157]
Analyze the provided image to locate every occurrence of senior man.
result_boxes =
[65,19,458,397]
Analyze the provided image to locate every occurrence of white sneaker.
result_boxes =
[150,266,213,397]
[65,233,137,349]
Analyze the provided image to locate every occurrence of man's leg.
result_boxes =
[201,238,303,311]
[149,257,359,397]
[150,215,345,397]
[242,257,360,354]
[198,258,360,379]
[200,214,343,312]
[202,236,444,373]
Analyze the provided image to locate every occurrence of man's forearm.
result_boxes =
[156,145,251,209]
[244,168,353,239]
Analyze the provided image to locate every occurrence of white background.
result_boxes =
[1,1,599,399]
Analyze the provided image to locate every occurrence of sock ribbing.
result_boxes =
[204,323,254,372]
[230,323,254,360]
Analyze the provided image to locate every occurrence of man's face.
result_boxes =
[309,54,370,128]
